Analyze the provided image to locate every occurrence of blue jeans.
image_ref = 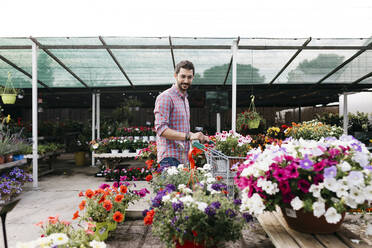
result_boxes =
[159,157,180,169]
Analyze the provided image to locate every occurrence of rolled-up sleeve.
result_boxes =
[154,93,172,136]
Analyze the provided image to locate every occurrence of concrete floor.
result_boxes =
[1,154,152,248]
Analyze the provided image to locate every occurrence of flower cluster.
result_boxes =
[235,135,372,224]
[286,120,343,141]
[0,167,32,203]
[150,163,220,193]
[16,233,106,248]
[115,126,156,137]
[76,183,148,224]
[90,137,149,153]
[104,167,152,181]
[211,130,252,157]
[144,183,250,248]
[266,125,287,140]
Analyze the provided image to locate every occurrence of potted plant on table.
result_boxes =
[234,135,372,234]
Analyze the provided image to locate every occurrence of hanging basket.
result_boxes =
[1,94,17,104]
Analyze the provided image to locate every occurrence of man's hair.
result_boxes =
[175,60,195,75]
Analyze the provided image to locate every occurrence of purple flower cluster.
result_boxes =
[242,212,253,223]
[172,201,184,212]
[225,209,236,218]
[204,206,216,217]
[211,183,227,191]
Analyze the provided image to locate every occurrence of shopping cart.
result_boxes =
[190,141,237,198]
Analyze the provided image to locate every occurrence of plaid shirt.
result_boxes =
[154,84,190,164]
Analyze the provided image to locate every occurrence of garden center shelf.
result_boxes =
[0,159,27,171]
[24,150,64,176]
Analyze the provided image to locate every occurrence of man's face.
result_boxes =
[174,68,194,93]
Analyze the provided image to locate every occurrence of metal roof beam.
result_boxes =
[30,37,90,89]
[223,37,240,85]
[169,36,176,70]
[99,36,134,88]
[3,45,371,50]
[352,71,372,85]
[269,37,312,85]
[317,41,372,84]
[0,54,51,90]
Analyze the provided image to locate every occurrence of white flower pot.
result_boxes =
[142,136,149,142]
[122,149,130,153]
[111,149,119,154]
[134,136,140,141]
[149,136,156,142]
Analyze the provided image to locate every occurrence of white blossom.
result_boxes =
[203,164,212,171]
[290,197,304,210]
[324,207,342,224]
[196,201,208,212]
[49,233,69,245]
[312,201,326,217]
[324,178,340,192]
[90,240,107,248]
[177,164,184,170]
[166,167,179,176]
[364,185,372,201]
[349,187,365,204]
[340,161,351,172]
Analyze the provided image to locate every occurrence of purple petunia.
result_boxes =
[299,155,313,169]
[205,206,216,217]
[172,201,184,212]
[225,209,236,218]
[242,213,253,222]
[233,198,242,205]
[324,166,337,178]
[211,201,221,209]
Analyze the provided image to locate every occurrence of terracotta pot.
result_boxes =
[281,207,345,234]
[175,240,206,248]
[5,154,13,163]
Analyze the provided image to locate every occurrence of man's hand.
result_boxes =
[190,132,210,144]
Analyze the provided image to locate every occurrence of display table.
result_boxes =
[24,150,64,176]
[0,159,27,171]
[93,152,138,170]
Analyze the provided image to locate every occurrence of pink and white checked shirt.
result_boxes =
[154,84,190,164]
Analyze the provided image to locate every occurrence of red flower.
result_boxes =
[98,195,106,204]
[216,176,223,181]
[115,194,124,202]
[79,200,86,210]
[113,211,124,222]
[144,214,153,225]
[85,189,94,199]
[192,230,198,237]
[145,159,154,169]
[72,211,79,220]
[103,200,113,211]
[120,185,128,194]
[145,175,153,182]
[78,191,84,197]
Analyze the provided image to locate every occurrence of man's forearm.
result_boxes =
[161,128,188,141]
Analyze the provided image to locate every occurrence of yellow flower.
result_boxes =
[6,115,10,123]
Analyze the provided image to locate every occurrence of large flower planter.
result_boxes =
[281,207,345,234]
[1,94,17,104]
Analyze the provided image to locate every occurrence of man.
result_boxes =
[154,60,209,167]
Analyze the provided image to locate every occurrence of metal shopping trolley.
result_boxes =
[191,141,237,198]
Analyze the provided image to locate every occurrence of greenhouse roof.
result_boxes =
[0,36,371,107]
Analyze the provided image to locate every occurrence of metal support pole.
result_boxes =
[298,106,302,122]
[231,40,238,132]
[32,43,38,188]
[96,92,100,140]
[91,93,96,167]
[216,113,221,133]
[343,93,348,135]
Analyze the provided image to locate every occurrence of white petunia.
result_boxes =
[90,240,107,248]
[178,184,186,190]
[347,171,365,187]
[324,178,340,192]
[162,194,171,202]
[290,197,304,210]
[309,183,324,198]
[340,161,351,172]
[203,164,212,171]
[167,166,179,176]
[179,195,194,206]
[207,177,216,184]
[92,143,99,149]
[49,233,69,245]
[312,201,326,217]
[344,195,358,208]
[196,201,208,212]
[204,172,213,178]
[324,207,342,224]
[349,187,365,204]
[364,185,372,201]
[336,183,349,198]
[35,236,52,246]
[177,164,184,170]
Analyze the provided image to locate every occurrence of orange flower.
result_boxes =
[85,189,94,199]
[78,191,84,197]
[79,200,86,210]
[147,209,155,217]
[144,213,154,225]
[48,215,59,224]
[145,175,153,182]
[216,176,223,181]
[102,200,113,211]
[145,159,154,169]
[222,190,228,195]
[113,211,124,222]
[115,194,124,202]
[72,210,80,220]
[98,195,106,204]
[120,185,127,194]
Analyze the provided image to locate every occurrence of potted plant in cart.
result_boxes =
[234,135,372,234]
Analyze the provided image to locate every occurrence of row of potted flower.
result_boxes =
[90,137,150,154]
[115,126,156,137]
[104,167,152,182]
